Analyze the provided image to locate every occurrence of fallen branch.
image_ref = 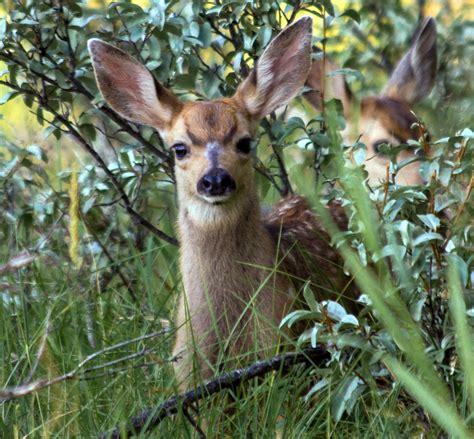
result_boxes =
[100,346,329,439]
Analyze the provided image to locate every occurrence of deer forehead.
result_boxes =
[360,96,420,143]
[358,117,397,148]
[167,100,250,146]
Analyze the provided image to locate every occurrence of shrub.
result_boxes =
[0,1,472,436]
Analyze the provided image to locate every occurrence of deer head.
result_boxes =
[88,17,313,230]
[304,18,437,185]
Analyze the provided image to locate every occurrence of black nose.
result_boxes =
[197,168,236,197]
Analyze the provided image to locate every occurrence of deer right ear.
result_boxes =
[88,39,182,131]
[232,17,313,121]
[382,18,437,105]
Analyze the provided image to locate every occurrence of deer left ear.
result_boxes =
[232,17,313,120]
[382,17,437,105]
[88,39,182,131]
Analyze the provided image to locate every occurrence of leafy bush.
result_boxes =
[0,0,472,437]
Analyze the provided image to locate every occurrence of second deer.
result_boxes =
[302,17,437,186]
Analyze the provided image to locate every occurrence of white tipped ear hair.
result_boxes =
[88,39,182,130]
[232,17,313,119]
[382,17,437,104]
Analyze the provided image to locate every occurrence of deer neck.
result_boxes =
[177,186,275,300]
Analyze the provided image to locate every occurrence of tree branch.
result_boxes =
[82,213,138,303]
[261,118,293,196]
[0,330,171,402]
[0,50,174,177]
[100,347,329,438]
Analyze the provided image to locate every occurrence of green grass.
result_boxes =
[1,127,473,438]
[1,209,471,438]
[1,127,472,438]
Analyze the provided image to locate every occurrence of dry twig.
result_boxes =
[100,347,329,439]
[0,330,171,402]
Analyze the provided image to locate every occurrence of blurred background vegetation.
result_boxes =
[0,0,472,437]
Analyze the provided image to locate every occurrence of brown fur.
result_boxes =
[265,196,355,303]
[361,97,421,143]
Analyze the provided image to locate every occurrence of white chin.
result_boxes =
[201,194,232,204]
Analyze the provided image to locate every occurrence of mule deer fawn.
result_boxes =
[301,17,437,186]
[88,17,435,387]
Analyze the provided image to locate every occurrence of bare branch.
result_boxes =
[0,330,171,402]
[183,407,207,439]
[287,1,302,25]
[100,347,329,438]
[261,118,293,196]
[271,142,293,196]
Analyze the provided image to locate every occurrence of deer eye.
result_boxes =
[173,143,188,159]
[236,137,252,154]
[373,140,391,154]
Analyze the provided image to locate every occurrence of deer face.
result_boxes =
[355,96,425,185]
[88,17,313,227]
[165,100,255,225]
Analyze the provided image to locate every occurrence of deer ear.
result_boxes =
[232,17,313,120]
[88,39,182,131]
[382,18,437,105]
[304,55,353,118]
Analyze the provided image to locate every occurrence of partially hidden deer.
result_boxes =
[87,17,399,388]
[300,17,437,186]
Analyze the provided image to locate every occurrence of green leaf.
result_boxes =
[412,232,443,247]
[79,124,97,142]
[373,244,406,262]
[0,91,19,105]
[305,378,330,402]
[149,0,167,29]
[303,282,320,312]
[258,25,272,48]
[331,375,364,421]
[323,300,347,321]
[339,9,361,23]
[168,33,184,57]
[198,22,212,48]
[417,214,440,230]
[82,196,96,214]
